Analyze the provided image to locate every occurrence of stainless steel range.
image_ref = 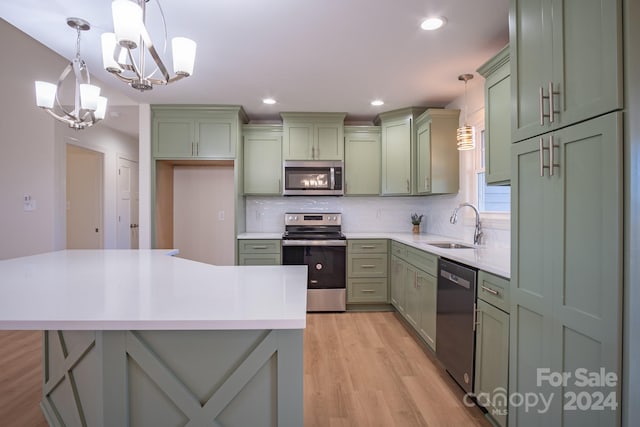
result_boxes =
[282,213,346,312]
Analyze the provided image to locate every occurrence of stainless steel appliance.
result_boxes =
[436,257,478,394]
[282,213,346,312]
[282,160,344,196]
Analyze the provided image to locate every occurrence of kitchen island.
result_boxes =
[0,250,307,427]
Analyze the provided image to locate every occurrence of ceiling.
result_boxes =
[1,0,509,134]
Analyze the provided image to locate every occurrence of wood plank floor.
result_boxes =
[304,312,491,427]
[0,312,491,426]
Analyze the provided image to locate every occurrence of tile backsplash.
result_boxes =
[245,196,510,249]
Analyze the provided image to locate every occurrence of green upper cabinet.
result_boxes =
[344,126,381,195]
[477,46,511,185]
[281,113,346,160]
[510,113,622,426]
[152,106,248,159]
[414,109,460,194]
[510,0,622,143]
[242,124,283,195]
[375,107,425,195]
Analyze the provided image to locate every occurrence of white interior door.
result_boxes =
[66,145,103,249]
[173,165,235,265]
[117,157,139,249]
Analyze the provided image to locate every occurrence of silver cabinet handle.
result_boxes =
[251,245,268,250]
[539,86,546,125]
[481,285,500,296]
[539,137,545,177]
[406,179,410,192]
[473,302,479,332]
[549,134,559,176]
[361,289,376,293]
[361,265,376,268]
[312,146,315,159]
[191,142,195,156]
[360,245,376,249]
[549,82,560,123]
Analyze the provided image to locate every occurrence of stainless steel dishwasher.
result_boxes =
[436,257,478,394]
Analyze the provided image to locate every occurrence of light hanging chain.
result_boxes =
[34,18,107,130]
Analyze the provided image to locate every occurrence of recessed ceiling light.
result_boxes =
[371,100,384,106]
[262,98,277,105]
[421,17,446,31]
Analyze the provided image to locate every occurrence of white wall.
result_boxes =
[0,20,137,259]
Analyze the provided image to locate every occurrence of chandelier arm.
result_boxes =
[108,69,139,84]
[43,108,76,127]
[54,61,81,120]
[142,33,171,82]
[126,48,144,81]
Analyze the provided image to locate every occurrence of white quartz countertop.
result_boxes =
[0,250,308,330]
[237,232,510,278]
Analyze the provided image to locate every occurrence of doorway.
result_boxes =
[66,144,103,249]
[117,157,139,249]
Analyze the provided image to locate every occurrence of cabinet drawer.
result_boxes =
[348,278,388,303]
[238,239,281,254]
[391,241,408,258]
[238,253,281,265]
[348,254,388,277]
[348,239,388,254]
[477,270,510,313]
[405,247,438,276]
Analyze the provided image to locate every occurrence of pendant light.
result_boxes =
[35,18,107,130]
[456,74,475,151]
[101,0,197,91]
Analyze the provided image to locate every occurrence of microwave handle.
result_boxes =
[330,167,335,190]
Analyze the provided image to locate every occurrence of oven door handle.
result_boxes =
[330,167,335,190]
[282,240,347,247]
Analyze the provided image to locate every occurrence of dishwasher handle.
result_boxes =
[440,269,471,289]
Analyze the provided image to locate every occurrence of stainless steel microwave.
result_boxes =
[282,160,344,196]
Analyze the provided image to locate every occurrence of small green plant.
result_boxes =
[411,213,424,225]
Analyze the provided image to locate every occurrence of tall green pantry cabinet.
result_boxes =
[509,0,623,425]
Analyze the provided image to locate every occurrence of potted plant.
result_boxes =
[411,213,424,234]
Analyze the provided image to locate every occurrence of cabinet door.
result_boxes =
[283,122,314,160]
[510,113,622,426]
[485,65,511,184]
[314,123,343,160]
[243,132,282,195]
[404,265,419,329]
[474,300,509,427]
[390,256,406,314]
[153,118,194,158]
[415,121,431,194]
[344,130,381,195]
[196,119,235,158]
[417,269,437,350]
[550,0,622,131]
[381,117,411,195]
[510,0,554,142]
[238,253,281,265]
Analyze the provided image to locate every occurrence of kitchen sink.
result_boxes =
[425,242,475,249]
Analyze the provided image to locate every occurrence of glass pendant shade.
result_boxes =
[35,81,56,108]
[112,0,143,49]
[80,84,100,111]
[95,97,108,120]
[456,125,475,151]
[172,37,197,76]
[101,33,121,72]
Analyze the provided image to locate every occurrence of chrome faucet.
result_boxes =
[450,203,483,245]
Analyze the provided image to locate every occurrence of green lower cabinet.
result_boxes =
[404,265,420,329]
[390,255,407,314]
[237,240,282,265]
[475,299,509,427]
[347,240,389,305]
[416,269,437,351]
[510,113,622,426]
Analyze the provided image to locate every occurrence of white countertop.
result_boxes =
[0,250,308,330]
[238,232,510,278]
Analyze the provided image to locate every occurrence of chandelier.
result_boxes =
[35,18,107,130]
[101,0,197,91]
[456,73,475,151]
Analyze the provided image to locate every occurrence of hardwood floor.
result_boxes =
[304,312,492,427]
[0,312,491,427]
[0,331,47,427]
